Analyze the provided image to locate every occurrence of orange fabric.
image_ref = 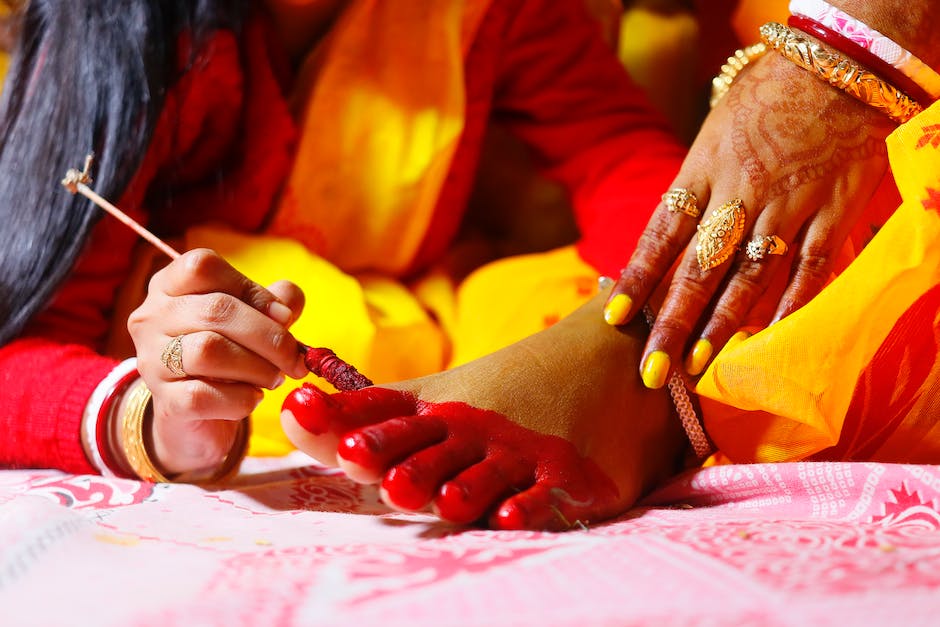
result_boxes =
[698,102,940,464]
[267,0,492,275]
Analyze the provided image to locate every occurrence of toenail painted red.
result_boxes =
[282,383,334,434]
[493,502,528,530]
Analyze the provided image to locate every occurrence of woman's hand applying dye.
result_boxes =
[128,249,308,477]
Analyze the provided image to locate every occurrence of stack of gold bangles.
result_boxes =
[758,22,923,124]
[118,377,250,484]
[711,22,924,125]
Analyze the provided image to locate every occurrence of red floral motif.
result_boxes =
[870,483,940,528]
[197,540,556,614]
[922,187,940,214]
[26,474,157,509]
[915,124,940,150]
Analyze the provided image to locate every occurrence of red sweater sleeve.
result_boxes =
[0,153,147,473]
[492,0,687,277]
[0,20,293,474]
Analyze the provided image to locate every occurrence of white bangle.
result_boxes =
[81,357,139,476]
[789,0,940,99]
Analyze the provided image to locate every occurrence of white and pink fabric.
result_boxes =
[789,0,940,98]
[2,455,939,625]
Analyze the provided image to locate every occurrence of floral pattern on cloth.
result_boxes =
[1,456,939,625]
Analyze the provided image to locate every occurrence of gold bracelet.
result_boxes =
[120,378,171,483]
[119,379,251,484]
[759,22,923,124]
[203,417,251,484]
[710,42,767,108]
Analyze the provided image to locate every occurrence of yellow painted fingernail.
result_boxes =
[641,351,670,389]
[603,294,632,326]
[685,339,713,376]
[729,330,751,346]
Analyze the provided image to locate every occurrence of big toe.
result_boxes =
[281,384,418,467]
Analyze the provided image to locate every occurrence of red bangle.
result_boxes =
[94,369,141,478]
[787,15,933,107]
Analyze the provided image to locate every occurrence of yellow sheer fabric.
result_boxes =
[698,102,940,463]
[266,0,490,275]
[191,0,519,454]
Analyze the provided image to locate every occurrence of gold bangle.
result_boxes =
[120,378,171,483]
[203,418,251,484]
[710,42,767,108]
[759,22,923,124]
[119,379,251,484]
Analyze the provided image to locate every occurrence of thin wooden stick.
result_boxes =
[61,154,372,391]
[61,155,181,260]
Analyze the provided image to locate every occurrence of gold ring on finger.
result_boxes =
[160,334,187,377]
[745,234,788,261]
[662,188,701,219]
[695,198,747,271]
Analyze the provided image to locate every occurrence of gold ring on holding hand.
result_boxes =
[160,334,186,377]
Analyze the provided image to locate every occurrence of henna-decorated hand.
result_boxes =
[128,249,308,476]
[604,52,895,388]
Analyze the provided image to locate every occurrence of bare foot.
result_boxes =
[281,294,687,530]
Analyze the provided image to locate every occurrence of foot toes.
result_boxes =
[491,484,593,532]
[433,453,534,525]
[281,385,417,466]
[380,439,485,512]
[337,415,448,484]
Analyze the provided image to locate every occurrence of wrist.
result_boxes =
[107,378,174,481]
[814,1,940,70]
[108,380,251,484]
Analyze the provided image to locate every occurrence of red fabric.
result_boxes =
[0,1,685,472]
[814,284,940,461]
[411,0,686,277]
[0,340,116,473]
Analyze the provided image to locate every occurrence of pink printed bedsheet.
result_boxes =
[2,455,939,626]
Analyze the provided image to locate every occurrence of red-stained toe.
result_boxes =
[285,386,625,531]
[337,415,448,484]
[283,384,417,436]
[434,453,535,525]
[381,440,486,512]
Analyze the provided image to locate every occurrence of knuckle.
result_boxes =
[268,328,292,354]
[126,307,145,335]
[182,248,222,275]
[706,307,739,336]
[793,250,832,284]
[625,223,691,294]
[187,332,224,369]
[243,281,274,311]
[638,221,683,258]
[729,262,766,293]
[200,293,238,325]
[669,272,713,306]
[652,313,697,338]
[172,379,212,416]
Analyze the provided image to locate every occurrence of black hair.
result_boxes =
[0,0,243,346]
